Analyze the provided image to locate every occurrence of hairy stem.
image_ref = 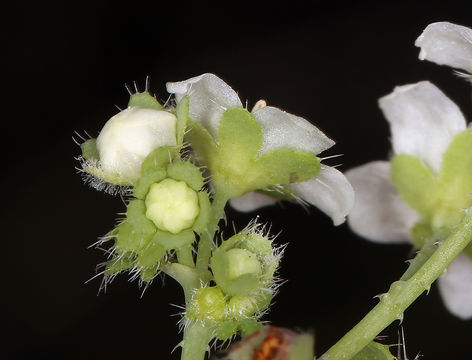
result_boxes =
[181,321,215,360]
[320,208,472,360]
[400,230,447,281]
[195,191,228,280]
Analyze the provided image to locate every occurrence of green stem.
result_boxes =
[181,321,215,360]
[195,191,228,280]
[161,263,200,304]
[320,208,472,360]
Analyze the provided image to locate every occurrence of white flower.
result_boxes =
[415,22,472,73]
[346,81,472,319]
[166,73,354,225]
[96,107,177,183]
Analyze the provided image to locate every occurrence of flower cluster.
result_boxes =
[166,73,354,225]
[347,22,472,319]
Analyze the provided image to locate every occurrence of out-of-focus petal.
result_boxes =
[229,191,278,212]
[438,253,472,320]
[288,165,354,226]
[379,81,466,173]
[346,161,418,243]
[415,22,472,73]
[166,73,242,139]
[253,106,335,156]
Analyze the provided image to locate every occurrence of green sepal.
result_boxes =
[410,221,433,248]
[167,160,204,191]
[391,154,437,219]
[128,92,163,110]
[126,200,156,234]
[141,146,177,174]
[137,240,166,268]
[465,242,472,260]
[436,130,472,228]
[133,168,167,199]
[211,248,261,296]
[153,229,195,250]
[186,119,218,165]
[240,233,273,258]
[105,253,137,275]
[80,138,99,161]
[114,221,154,252]
[260,185,297,201]
[216,321,239,341]
[193,191,211,234]
[175,95,190,145]
[239,319,262,337]
[188,107,321,198]
[217,107,262,165]
[140,264,159,282]
[254,148,320,186]
[352,342,394,360]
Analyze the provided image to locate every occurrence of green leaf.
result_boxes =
[175,95,190,145]
[167,160,204,191]
[128,92,163,110]
[391,154,438,219]
[80,138,99,161]
[352,342,394,360]
[153,229,195,250]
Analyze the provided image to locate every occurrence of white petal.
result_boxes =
[253,106,335,155]
[379,81,466,173]
[166,73,242,139]
[97,107,177,182]
[438,253,472,320]
[415,22,472,73]
[346,161,418,243]
[229,191,278,212]
[288,165,354,226]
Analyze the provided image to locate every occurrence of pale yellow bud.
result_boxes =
[145,178,199,234]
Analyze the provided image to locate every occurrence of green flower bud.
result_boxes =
[211,224,281,298]
[187,286,226,322]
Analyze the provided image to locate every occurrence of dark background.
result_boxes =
[4,1,472,359]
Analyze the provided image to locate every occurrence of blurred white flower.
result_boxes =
[346,81,472,319]
[415,22,472,74]
[167,73,354,225]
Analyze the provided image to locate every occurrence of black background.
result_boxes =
[4,1,472,359]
